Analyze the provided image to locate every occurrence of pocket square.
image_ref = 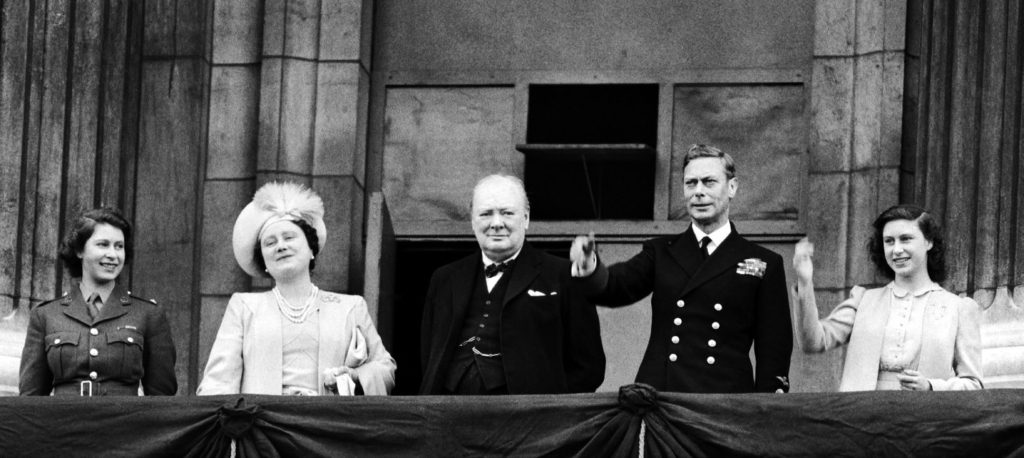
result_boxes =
[736,258,767,278]
[528,289,547,297]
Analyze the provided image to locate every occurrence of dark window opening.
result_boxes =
[521,84,657,220]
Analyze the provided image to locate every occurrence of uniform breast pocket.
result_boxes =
[108,330,145,378]
[44,331,81,377]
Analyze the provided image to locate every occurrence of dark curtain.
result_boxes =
[2,385,1023,457]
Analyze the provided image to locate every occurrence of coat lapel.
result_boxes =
[61,288,93,326]
[316,292,352,395]
[668,227,703,279]
[62,280,132,325]
[840,286,890,391]
[679,225,746,298]
[94,283,132,324]
[443,254,480,348]
[502,244,541,308]
[253,291,284,394]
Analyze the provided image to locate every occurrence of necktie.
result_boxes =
[484,260,513,278]
[699,236,712,261]
[87,294,102,320]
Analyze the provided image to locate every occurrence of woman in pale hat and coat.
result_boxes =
[197,182,396,395]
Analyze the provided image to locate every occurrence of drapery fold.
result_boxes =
[2,385,1022,457]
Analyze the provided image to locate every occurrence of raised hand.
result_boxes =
[792,237,814,285]
[570,232,597,274]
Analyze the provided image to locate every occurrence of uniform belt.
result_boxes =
[53,380,138,396]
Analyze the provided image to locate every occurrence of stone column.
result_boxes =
[257,0,373,294]
[195,0,375,385]
[793,0,907,392]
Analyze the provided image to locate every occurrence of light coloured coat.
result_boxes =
[793,283,982,391]
[198,291,395,395]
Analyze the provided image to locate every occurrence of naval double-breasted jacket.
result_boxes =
[580,224,792,393]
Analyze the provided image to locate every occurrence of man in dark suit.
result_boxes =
[420,174,605,395]
[570,144,792,393]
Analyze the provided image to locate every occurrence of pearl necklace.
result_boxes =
[272,285,319,323]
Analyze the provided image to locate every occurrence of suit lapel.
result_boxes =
[443,254,480,347]
[679,225,747,298]
[668,227,703,278]
[502,244,541,308]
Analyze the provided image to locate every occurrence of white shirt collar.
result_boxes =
[889,281,943,298]
[481,248,523,267]
[692,222,732,254]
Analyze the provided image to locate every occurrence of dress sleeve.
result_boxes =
[791,282,865,353]
[18,306,53,396]
[196,294,247,395]
[929,296,984,391]
[348,297,397,395]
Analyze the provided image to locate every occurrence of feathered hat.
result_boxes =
[232,181,328,277]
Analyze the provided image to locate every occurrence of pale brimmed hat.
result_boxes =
[232,181,327,277]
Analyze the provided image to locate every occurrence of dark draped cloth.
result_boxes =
[2,385,1023,457]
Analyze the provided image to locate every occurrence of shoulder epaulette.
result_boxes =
[33,292,68,310]
[127,291,159,305]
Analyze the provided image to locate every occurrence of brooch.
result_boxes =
[736,258,767,278]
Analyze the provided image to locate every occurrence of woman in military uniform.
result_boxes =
[197,182,395,396]
[19,207,177,396]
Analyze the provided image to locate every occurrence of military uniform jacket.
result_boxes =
[19,281,177,396]
[580,224,792,393]
[420,243,606,394]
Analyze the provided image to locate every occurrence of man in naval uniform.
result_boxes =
[420,174,605,395]
[570,144,792,393]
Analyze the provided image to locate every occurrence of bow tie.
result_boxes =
[484,260,514,278]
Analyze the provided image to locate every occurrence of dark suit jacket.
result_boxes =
[19,281,178,396]
[580,224,792,393]
[420,243,605,394]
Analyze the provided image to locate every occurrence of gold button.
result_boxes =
[708,339,717,348]
[54,338,61,344]
[671,336,680,344]
[89,371,98,380]
[90,328,98,336]
[707,356,716,365]
[89,349,98,357]
[676,300,685,308]
[669,354,678,362]
[714,303,723,311]
[127,337,134,343]
[712,322,720,330]
[673,318,682,326]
